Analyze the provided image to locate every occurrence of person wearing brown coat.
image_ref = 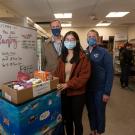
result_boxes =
[41,19,63,72]
[53,31,91,135]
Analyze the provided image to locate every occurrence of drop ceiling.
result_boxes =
[0,0,135,28]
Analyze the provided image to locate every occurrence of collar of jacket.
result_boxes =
[86,44,97,50]
[51,35,63,43]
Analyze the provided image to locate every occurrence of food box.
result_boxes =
[1,77,59,104]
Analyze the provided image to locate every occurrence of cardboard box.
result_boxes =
[34,70,47,81]
[0,90,62,135]
[2,77,59,104]
[33,77,59,98]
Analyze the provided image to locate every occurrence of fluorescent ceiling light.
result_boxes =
[26,17,33,23]
[61,23,72,27]
[96,22,111,27]
[54,13,72,18]
[106,12,130,17]
[34,23,48,34]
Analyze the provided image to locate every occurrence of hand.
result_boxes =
[103,94,110,103]
[57,83,68,91]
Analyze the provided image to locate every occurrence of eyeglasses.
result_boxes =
[88,36,96,38]
[65,38,76,42]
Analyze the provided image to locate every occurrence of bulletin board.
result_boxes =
[0,21,37,85]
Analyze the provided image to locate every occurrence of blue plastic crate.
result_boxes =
[0,90,62,135]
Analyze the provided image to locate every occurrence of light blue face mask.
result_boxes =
[64,41,76,49]
[87,38,97,46]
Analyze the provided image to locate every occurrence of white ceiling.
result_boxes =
[0,0,135,28]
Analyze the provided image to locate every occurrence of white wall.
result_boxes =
[128,24,135,40]
[61,27,128,49]
[45,27,127,49]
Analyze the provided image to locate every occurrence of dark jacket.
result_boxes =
[86,45,113,96]
[53,51,91,96]
[119,47,133,66]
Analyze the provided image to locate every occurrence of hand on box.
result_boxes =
[57,83,68,91]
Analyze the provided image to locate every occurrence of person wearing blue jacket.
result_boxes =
[85,29,113,135]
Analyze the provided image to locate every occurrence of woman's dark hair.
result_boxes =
[61,31,81,64]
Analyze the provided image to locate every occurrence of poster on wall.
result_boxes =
[0,21,37,85]
[115,33,127,41]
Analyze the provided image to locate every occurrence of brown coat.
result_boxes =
[54,51,91,96]
[41,39,59,72]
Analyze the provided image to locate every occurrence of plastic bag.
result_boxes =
[17,71,30,82]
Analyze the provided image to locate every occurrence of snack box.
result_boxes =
[1,77,59,104]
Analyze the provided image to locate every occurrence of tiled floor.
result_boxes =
[83,76,135,135]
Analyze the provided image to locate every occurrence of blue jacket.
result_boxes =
[86,45,113,96]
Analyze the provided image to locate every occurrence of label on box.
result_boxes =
[33,81,51,97]
[5,92,11,101]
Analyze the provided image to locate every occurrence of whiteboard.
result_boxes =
[0,21,37,85]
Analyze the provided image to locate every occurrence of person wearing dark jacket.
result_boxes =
[85,29,113,135]
[53,31,91,135]
[119,42,133,88]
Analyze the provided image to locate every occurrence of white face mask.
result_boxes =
[64,41,76,49]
